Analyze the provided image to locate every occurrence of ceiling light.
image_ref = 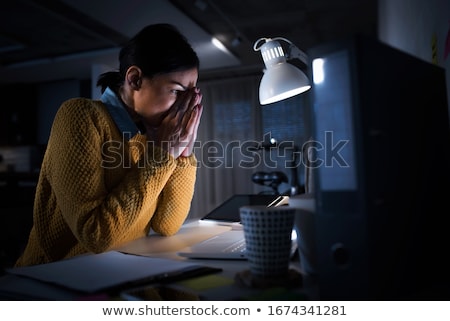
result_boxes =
[211,37,228,52]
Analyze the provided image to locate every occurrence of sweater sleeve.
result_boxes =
[150,154,198,235]
[46,99,178,252]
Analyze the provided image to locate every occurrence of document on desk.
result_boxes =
[6,251,221,293]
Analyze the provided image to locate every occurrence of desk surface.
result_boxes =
[0,220,313,301]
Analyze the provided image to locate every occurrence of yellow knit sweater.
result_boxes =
[15,98,197,267]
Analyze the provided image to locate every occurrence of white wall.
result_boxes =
[379,0,450,108]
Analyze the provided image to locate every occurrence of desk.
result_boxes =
[0,220,313,301]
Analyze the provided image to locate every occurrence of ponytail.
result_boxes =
[96,71,123,93]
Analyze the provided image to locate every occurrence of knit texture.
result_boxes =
[15,98,197,266]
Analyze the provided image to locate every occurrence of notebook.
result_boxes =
[178,194,294,260]
[7,251,222,294]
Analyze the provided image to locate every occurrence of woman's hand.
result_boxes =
[180,101,203,157]
[144,87,203,158]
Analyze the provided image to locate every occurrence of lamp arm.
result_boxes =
[287,44,308,65]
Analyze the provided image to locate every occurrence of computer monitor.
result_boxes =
[308,35,450,299]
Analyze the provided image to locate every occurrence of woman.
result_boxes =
[15,23,203,266]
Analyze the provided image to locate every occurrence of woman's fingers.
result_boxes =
[173,87,201,115]
[179,103,203,157]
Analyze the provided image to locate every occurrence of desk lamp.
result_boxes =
[253,37,311,194]
[253,37,311,105]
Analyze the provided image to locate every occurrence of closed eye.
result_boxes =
[171,89,186,96]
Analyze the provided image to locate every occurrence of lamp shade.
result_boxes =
[254,37,311,105]
[259,62,311,105]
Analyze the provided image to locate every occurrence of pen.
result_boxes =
[267,195,290,207]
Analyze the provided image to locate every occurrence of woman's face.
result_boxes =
[133,68,198,127]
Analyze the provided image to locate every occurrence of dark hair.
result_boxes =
[97,23,200,93]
